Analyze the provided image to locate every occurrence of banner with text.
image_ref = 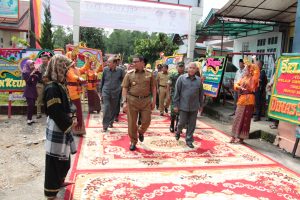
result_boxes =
[202,56,227,97]
[49,0,190,34]
[0,57,25,91]
[268,55,300,125]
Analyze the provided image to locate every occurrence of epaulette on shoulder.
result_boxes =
[146,68,153,73]
[127,69,134,73]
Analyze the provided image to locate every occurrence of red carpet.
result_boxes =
[65,111,300,200]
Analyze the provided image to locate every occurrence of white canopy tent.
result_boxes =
[46,0,203,59]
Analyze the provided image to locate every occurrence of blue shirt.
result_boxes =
[173,73,203,112]
[100,66,124,97]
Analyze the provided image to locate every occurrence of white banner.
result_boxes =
[49,0,190,34]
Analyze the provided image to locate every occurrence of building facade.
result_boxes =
[233,31,283,80]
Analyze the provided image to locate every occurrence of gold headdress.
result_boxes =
[243,56,251,66]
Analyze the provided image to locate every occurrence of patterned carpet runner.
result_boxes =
[65,112,300,200]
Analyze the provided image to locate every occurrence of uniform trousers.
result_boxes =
[127,95,151,145]
[36,83,44,115]
[158,86,169,112]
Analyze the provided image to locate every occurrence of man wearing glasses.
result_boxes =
[122,56,157,151]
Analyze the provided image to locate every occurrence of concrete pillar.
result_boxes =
[187,5,203,60]
[67,0,80,45]
[292,0,300,52]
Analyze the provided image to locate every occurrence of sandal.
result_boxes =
[269,124,278,129]
[229,137,235,143]
[235,138,245,144]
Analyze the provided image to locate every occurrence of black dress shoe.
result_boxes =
[169,126,174,133]
[138,133,144,142]
[186,143,194,148]
[160,112,164,116]
[109,124,113,128]
[129,144,136,151]
[114,118,119,122]
[229,113,235,116]
[102,128,108,132]
[165,108,168,113]
[175,133,180,141]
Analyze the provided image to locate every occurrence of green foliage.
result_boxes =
[11,36,29,47]
[134,33,178,64]
[80,27,106,50]
[40,0,54,49]
[105,30,149,62]
[52,26,73,49]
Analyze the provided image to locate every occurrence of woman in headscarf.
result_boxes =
[43,54,77,200]
[22,60,41,125]
[65,51,89,135]
[230,57,260,144]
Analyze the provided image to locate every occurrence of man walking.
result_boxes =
[122,55,156,151]
[254,60,267,121]
[167,62,185,132]
[230,59,245,116]
[100,57,124,132]
[157,64,169,116]
[36,53,50,118]
[114,54,125,122]
[174,62,204,148]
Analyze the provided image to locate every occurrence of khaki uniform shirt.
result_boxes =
[157,72,168,87]
[122,68,156,97]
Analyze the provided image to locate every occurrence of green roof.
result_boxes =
[197,9,277,39]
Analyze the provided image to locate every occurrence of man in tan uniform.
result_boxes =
[157,64,169,116]
[122,55,157,151]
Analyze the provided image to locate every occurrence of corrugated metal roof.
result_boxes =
[217,0,297,23]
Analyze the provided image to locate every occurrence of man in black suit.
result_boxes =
[254,60,267,122]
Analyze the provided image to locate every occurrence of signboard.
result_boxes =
[202,56,227,97]
[66,45,103,69]
[0,0,19,19]
[268,55,300,125]
[0,57,25,91]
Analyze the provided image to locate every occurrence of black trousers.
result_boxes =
[255,90,265,119]
[44,155,70,198]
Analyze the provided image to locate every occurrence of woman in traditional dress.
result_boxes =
[43,54,77,200]
[22,60,41,125]
[65,51,89,135]
[230,59,260,144]
[86,59,102,113]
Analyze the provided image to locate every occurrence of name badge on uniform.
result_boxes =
[132,81,137,86]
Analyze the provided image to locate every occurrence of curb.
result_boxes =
[203,104,277,144]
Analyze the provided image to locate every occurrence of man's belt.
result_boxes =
[159,85,167,87]
[129,94,150,99]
